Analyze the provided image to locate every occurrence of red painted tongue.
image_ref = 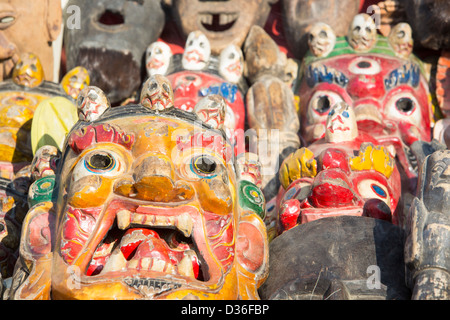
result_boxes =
[119,228,159,260]
[88,228,201,279]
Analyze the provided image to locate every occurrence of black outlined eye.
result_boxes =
[395,97,415,113]
[191,155,217,178]
[72,150,126,182]
[309,91,344,116]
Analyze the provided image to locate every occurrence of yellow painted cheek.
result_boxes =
[196,180,233,215]
[68,175,114,208]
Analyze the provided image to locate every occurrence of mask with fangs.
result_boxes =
[7,97,268,300]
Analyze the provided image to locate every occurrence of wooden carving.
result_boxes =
[0,53,75,282]
[297,17,433,192]
[7,80,269,300]
[0,0,62,81]
[280,0,361,59]
[164,0,277,55]
[405,149,450,300]
[63,0,165,105]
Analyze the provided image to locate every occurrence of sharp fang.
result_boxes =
[176,213,193,237]
[141,258,152,270]
[117,210,131,230]
[178,250,195,278]
[102,250,127,273]
[151,259,167,273]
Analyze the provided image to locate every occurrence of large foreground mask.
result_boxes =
[8,82,268,300]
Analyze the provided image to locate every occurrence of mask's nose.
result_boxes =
[114,156,194,202]
[354,103,383,128]
[362,198,392,222]
[309,169,361,208]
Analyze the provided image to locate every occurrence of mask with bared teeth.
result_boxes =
[8,100,268,300]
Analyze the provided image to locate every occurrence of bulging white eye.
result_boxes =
[308,91,344,121]
[357,179,390,207]
[178,152,226,182]
[72,150,126,182]
[385,92,421,127]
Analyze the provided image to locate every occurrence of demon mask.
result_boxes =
[8,90,269,300]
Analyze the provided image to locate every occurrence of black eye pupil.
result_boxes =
[150,82,158,90]
[316,96,331,113]
[194,156,217,175]
[88,153,113,170]
[396,98,414,113]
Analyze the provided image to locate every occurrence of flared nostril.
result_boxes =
[363,198,392,222]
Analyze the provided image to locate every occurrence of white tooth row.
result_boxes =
[100,248,197,279]
[116,210,193,237]
[220,13,238,25]
[199,13,238,25]
[199,13,213,25]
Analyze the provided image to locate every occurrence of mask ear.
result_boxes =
[236,212,269,300]
[45,0,63,42]
[8,202,55,300]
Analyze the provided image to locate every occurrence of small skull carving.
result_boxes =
[182,30,211,71]
[77,86,110,122]
[140,74,174,111]
[61,66,90,100]
[194,94,226,130]
[219,44,244,84]
[388,23,413,59]
[30,145,60,181]
[12,53,45,88]
[145,41,173,77]
[348,14,377,52]
[308,22,336,58]
[325,101,358,143]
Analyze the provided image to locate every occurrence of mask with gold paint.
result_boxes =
[9,102,268,300]
[61,67,90,100]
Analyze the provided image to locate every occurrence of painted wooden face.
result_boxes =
[63,0,165,104]
[45,109,266,300]
[167,71,245,142]
[298,34,432,180]
[278,142,401,232]
[169,0,275,54]
[0,0,62,81]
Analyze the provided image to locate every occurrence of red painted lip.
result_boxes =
[184,49,205,63]
[147,59,164,70]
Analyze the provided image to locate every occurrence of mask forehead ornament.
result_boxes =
[348,14,377,53]
[308,22,336,58]
[140,75,175,112]
[77,86,111,122]
[182,31,212,71]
